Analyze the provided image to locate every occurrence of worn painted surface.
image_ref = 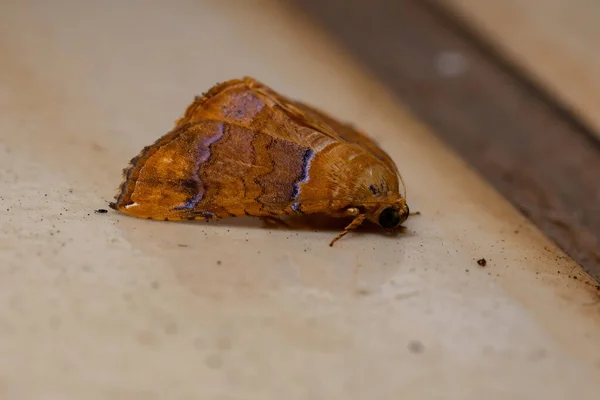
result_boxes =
[1,1,599,399]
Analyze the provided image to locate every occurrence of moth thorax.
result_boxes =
[355,164,394,198]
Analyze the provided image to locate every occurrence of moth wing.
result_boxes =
[246,78,406,198]
[177,78,398,168]
[289,101,399,174]
[177,77,405,198]
[111,120,316,220]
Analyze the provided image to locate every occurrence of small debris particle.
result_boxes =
[477,258,487,267]
[95,209,108,214]
[205,353,223,369]
[408,340,424,354]
[465,269,470,272]
[216,260,222,265]
[164,322,178,335]
[178,244,188,248]
[217,336,232,350]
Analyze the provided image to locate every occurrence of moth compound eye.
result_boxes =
[378,207,401,229]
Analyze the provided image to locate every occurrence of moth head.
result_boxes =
[372,199,409,232]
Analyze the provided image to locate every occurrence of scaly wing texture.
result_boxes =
[177,77,402,199]
[111,77,401,220]
[177,77,401,180]
[246,77,402,182]
[111,119,317,220]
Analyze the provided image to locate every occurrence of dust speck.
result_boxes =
[217,336,232,350]
[205,353,223,369]
[408,340,425,354]
[193,337,205,351]
[530,348,547,361]
[49,315,61,329]
[9,296,21,313]
[165,322,178,335]
[477,258,487,267]
[151,281,160,290]
[138,331,159,347]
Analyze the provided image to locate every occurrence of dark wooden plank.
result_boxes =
[291,0,600,283]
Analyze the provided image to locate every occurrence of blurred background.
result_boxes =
[293,0,600,283]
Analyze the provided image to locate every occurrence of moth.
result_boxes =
[110,77,410,246]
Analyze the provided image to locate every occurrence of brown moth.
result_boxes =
[110,77,410,246]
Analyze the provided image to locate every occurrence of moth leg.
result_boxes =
[329,211,366,247]
[409,211,421,216]
[260,216,291,229]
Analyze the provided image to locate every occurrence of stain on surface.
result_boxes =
[49,315,61,329]
[193,337,205,351]
[217,336,232,350]
[137,331,159,347]
[205,353,223,369]
[407,340,424,354]
[164,322,178,335]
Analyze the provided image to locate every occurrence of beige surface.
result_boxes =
[1,0,600,399]
[443,0,600,138]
